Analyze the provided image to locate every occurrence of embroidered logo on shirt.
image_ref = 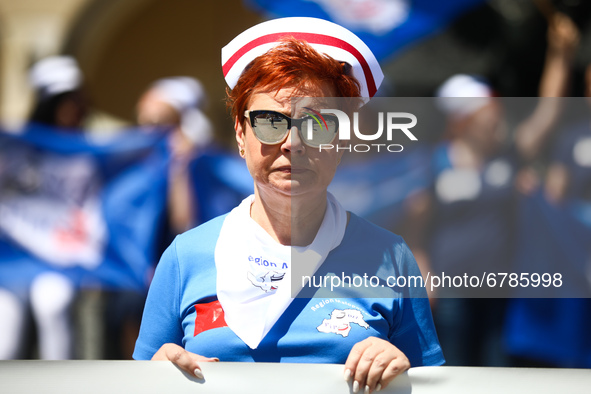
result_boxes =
[317,309,369,337]
[194,300,228,336]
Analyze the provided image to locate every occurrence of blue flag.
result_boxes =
[190,149,254,224]
[245,0,486,61]
[0,125,170,292]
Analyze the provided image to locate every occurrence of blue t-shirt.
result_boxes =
[133,213,444,366]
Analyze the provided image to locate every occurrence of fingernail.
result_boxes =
[353,381,360,393]
[193,368,204,379]
[344,369,352,381]
[211,357,220,362]
[376,383,382,392]
[364,384,370,394]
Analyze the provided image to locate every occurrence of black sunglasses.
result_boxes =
[244,110,339,147]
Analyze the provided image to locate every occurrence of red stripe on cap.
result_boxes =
[223,32,377,97]
[194,300,228,336]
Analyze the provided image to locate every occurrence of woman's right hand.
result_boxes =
[151,343,219,379]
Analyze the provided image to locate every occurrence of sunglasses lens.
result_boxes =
[300,117,338,147]
[248,110,338,147]
[252,112,289,144]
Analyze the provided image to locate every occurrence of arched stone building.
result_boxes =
[0,0,261,144]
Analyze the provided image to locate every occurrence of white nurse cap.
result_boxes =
[29,56,83,97]
[150,76,213,146]
[436,74,494,118]
[150,77,207,114]
[221,17,383,103]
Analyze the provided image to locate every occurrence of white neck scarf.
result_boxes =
[215,193,347,349]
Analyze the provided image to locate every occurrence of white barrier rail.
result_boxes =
[0,361,590,393]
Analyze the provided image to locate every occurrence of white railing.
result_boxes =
[0,361,590,393]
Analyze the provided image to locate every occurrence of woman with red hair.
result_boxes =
[134,17,443,393]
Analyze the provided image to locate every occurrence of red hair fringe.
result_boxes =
[227,38,361,123]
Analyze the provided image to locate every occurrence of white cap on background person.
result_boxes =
[29,56,83,98]
[150,77,208,114]
[436,74,494,119]
[148,77,213,146]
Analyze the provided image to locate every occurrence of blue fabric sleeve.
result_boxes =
[389,243,445,367]
[133,240,183,360]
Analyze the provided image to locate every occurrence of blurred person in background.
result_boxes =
[406,11,579,367]
[28,56,90,130]
[544,64,591,206]
[0,55,90,360]
[136,76,213,236]
[103,76,215,360]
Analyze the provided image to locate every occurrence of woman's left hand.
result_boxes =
[344,337,410,393]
